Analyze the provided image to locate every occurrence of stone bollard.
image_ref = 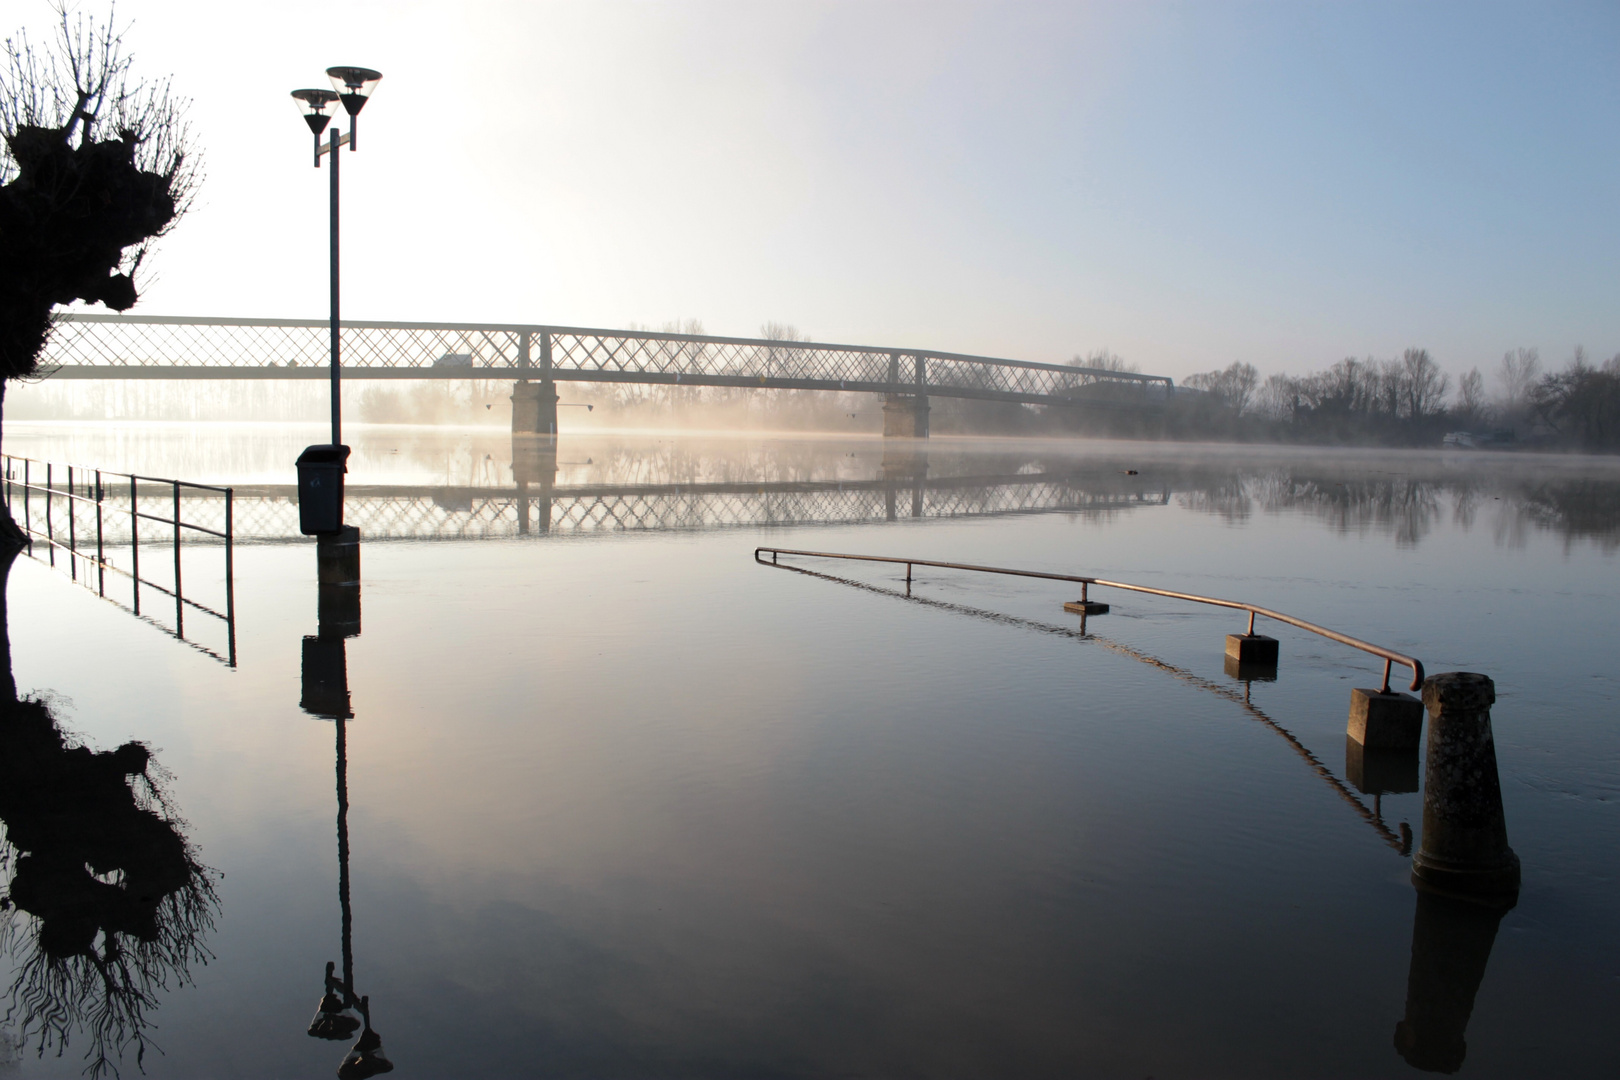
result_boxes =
[1412,673,1520,898]
[317,525,361,587]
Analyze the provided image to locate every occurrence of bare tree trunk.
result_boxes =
[0,380,24,551]
[0,543,18,703]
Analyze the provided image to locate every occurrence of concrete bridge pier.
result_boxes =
[882,394,930,439]
[882,352,930,439]
[512,380,560,437]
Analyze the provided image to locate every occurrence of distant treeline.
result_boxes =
[1034,346,1620,453]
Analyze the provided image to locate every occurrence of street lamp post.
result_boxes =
[291,67,382,450]
[291,69,379,584]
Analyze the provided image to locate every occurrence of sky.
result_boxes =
[13,0,1620,383]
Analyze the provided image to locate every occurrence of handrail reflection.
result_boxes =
[759,556,1413,853]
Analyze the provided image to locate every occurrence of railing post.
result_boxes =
[22,459,29,550]
[131,474,140,615]
[96,469,105,597]
[45,462,53,565]
[173,481,183,637]
[225,487,236,667]
[67,465,76,580]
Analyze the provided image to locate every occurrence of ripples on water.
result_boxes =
[0,423,1615,1077]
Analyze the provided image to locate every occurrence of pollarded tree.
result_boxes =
[0,4,198,541]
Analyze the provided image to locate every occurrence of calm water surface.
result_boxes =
[1,423,1616,1078]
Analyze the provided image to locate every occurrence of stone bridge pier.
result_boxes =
[510,330,561,437]
[882,352,930,439]
[511,380,559,437]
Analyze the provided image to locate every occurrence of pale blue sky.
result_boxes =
[24,0,1620,382]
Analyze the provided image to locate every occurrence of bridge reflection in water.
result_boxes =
[83,450,1169,544]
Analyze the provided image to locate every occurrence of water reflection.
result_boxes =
[0,548,218,1077]
[1394,889,1516,1073]
[301,586,394,1078]
[11,424,1618,549]
[1177,465,1620,551]
[759,553,1415,853]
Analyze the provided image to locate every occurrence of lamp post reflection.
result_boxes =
[301,584,394,1078]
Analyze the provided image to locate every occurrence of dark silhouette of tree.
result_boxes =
[0,547,219,1078]
[0,4,199,543]
[1530,350,1620,452]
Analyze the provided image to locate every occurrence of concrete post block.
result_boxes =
[1348,688,1424,749]
[1063,600,1110,615]
[316,525,361,587]
[1412,673,1520,899]
[1225,633,1278,665]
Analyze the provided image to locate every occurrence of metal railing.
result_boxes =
[3,455,237,666]
[754,547,1424,693]
[41,314,1176,408]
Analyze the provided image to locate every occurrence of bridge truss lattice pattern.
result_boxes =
[79,477,1168,545]
[44,315,1175,407]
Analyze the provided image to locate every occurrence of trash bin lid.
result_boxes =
[297,444,352,467]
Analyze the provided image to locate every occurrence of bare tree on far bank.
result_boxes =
[0,4,198,543]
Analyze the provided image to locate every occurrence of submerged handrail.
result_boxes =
[754,546,1424,693]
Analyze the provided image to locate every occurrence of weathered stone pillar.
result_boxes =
[1412,673,1520,898]
[511,380,559,436]
[1393,887,1513,1073]
[882,394,930,438]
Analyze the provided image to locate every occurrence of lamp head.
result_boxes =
[291,89,340,136]
[327,67,383,116]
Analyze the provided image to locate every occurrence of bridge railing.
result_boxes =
[42,314,1175,407]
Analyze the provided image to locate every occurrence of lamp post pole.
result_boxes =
[327,123,341,446]
[291,70,379,562]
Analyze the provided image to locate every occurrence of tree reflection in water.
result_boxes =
[1176,465,1620,551]
[0,548,218,1078]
